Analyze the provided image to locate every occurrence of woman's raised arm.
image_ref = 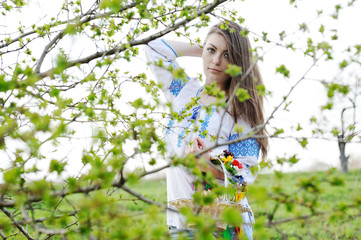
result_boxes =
[145,39,201,102]
[163,40,202,57]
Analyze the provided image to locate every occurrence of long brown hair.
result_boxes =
[206,21,268,158]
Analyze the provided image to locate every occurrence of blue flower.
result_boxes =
[231,175,244,185]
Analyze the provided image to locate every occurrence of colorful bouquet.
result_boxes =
[210,150,247,202]
[168,149,250,230]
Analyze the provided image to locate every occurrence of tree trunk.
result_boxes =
[338,135,349,173]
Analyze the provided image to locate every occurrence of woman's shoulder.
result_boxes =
[215,110,252,134]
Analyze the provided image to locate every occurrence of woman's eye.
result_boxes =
[224,53,229,59]
[207,48,215,53]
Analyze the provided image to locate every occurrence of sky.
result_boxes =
[235,0,361,172]
[1,0,361,181]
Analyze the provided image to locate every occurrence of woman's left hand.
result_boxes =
[185,137,224,179]
[185,137,210,161]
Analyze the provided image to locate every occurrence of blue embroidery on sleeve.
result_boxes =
[229,134,260,158]
[199,107,215,138]
[191,106,201,120]
[177,122,193,148]
[195,86,203,97]
[167,60,189,97]
[169,78,187,96]
[166,119,174,135]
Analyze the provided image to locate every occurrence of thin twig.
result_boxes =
[37,0,228,79]
[0,2,137,50]
[35,31,64,73]
[20,207,67,235]
[1,207,34,240]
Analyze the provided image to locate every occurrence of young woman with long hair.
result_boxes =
[145,20,268,240]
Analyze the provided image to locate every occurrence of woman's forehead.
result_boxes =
[205,33,228,51]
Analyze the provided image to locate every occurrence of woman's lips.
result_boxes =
[208,68,221,73]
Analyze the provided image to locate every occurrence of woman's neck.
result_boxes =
[198,87,228,106]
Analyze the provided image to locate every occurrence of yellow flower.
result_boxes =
[235,192,245,202]
[222,155,233,163]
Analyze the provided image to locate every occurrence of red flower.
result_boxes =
[233,160,243,169]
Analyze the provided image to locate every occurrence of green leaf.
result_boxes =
[331,127,340,136]
[310,116,317,123]
[3,168,21,184]
[49,87,60,97]
[256,84,266,96]
[64,24,80,35]
[289,154,299,164]
[235,88,250,102]
[276,65,290,78]
[28,179,49,198]
[339,60,348,69]
[329,176,344,186]
[0,74,16,92]
[299,138,308,148]
[225,64,242,77]
[173,68,188,80]
[100,0,123,12]
[54,54,68,74]
[131,98,144,108]
[221,208,243,226]
[299,22,308,32]
[338,84,349,95]
[355,44,361,55]
[49,159,67,175]
[148,158,156,165]
[321,102,333,110]
[317,41,332,52]
[273,128,284,136]
[319,24,325,34]
[82,154,92,165]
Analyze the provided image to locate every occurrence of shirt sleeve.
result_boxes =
[144,39,189,102]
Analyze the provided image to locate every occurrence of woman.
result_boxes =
[145,21,268,239]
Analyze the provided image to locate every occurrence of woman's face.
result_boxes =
[202,33,230,91]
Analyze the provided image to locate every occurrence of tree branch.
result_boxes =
[0,2,138,50]
[1,207,35,240]
[20,207,68,236]
[120,185,165,207]
[266,211,326,227]
[0,231,5,240]
[37,0,228,79]
[139,163,170,179]
[35,31,65,73]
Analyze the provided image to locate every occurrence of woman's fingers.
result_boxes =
[186,141,195,154]
[185,144,191,154]
[186,137,207,154]
[196,137,206,150]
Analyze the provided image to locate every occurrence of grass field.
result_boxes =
[121,169,361,239]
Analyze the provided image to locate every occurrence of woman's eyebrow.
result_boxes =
[208,43,217,49]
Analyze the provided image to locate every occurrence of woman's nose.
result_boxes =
[212,54,221,65]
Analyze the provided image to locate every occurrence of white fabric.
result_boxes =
[145,39,259,229]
